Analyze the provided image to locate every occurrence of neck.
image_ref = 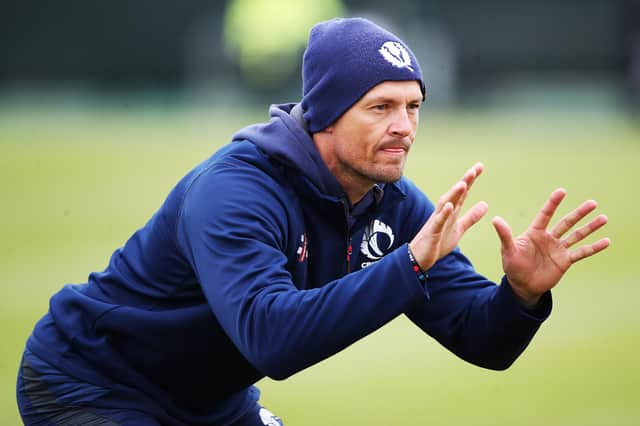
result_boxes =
[336,176,372,205]
[312,132,372,205]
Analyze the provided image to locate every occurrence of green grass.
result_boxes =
[1,102,638,425]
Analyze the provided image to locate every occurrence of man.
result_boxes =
[17,17,609,425]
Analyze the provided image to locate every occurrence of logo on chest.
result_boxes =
[360,219,395,268]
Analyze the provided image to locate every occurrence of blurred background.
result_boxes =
[1,0,639,425]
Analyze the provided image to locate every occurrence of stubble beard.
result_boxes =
[346,158,406,187]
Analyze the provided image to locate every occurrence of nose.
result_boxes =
[388,108,414,139]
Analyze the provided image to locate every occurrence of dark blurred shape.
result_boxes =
[621,0,640,112]
[0,1,225,88]
[346,0,625,80]
[0,0,634,107]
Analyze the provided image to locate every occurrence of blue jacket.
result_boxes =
[26,103,551,424]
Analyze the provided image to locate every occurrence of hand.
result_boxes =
[409,163,489,270]
[492,188,610,308]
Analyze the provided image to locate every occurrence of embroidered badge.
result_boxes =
[360,219,395,267]
[379,41,415,72]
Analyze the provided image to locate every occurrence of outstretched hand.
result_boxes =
[492,188,610,308]
[410,167,610,308]
[409,163,489,271]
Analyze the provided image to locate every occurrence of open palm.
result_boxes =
[410,163,488,271]
[492,189,610,307]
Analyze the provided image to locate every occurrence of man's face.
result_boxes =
[318,80,423,200]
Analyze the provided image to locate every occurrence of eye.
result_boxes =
[408,102,421,111]
[372,104,387,111]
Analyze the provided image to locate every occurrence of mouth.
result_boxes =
[379,140,411,154]
[379,142,409,156]
[381,147,406,154]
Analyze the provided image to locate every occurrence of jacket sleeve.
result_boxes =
[176,159,427,380]
[400,180,552,370]
[406,249,552,370]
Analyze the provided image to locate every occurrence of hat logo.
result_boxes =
[378,41,414,72]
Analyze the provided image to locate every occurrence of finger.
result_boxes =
[492,216,515,253]
[458,201,489,234]
[563,214,608,247]
[570,237,611,263]
[430,201,455,235]
[550,199,598,238]
[530,188,567,231]
[461,162,484,190]
[437,181,467,213]
[456,163,484,212]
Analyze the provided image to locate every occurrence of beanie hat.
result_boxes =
[301,17,425,133]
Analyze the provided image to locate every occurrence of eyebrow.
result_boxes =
[366,96,422,104]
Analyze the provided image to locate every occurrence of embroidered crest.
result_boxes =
[378,41,414,72]
[360,219,395,263]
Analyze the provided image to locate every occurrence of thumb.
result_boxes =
[492,216,515,253]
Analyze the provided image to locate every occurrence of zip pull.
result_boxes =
[346,242,353,273]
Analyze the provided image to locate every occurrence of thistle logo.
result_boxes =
[379,41,414,72]
[360,219,395,268]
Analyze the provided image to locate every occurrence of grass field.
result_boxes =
[1,100,638,425]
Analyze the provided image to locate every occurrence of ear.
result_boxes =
[322,125,334,134]
[312,127,333,147]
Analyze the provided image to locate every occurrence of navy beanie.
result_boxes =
[301,17,425,133]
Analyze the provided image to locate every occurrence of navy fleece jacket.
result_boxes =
[26,103,551,425]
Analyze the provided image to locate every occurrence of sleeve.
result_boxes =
[176,160,428,380]
[406,250,551,370]
[400,181,552,370]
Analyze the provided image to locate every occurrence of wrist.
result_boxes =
[506,277,541,310]
[408,244,428,284]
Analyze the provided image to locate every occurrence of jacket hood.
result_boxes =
[232,103,344,197]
